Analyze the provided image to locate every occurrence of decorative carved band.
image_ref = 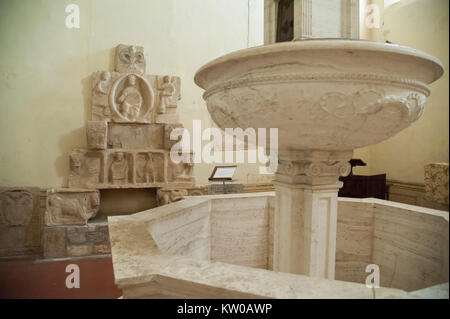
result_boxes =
[275,151,352,186]
[203,73,430,99]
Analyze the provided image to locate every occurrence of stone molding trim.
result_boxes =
[203,73,431,99]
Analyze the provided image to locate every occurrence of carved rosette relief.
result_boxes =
[115,44,146,74]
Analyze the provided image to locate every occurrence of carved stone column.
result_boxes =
[273,150,352,279]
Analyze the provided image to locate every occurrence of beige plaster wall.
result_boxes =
[354,0,449,183]
[0,0,270,188]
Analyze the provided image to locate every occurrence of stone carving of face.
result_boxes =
[115,152,124,161]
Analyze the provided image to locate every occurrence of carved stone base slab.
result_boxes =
[45,189,100,226]
[43,222,110,258]
[69,148,195,189]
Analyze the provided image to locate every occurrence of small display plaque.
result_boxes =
[208,166,237,181]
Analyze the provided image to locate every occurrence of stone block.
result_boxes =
[86,121,107,149]
[45,189,100,226]
[67,244,93,257]
[0,187,42,257]
[66,226,88,244]
[93,244,111,254]
[164,123,184,150]
[115,44,146,74]
[68,149,195,189]
[91,45,181,125]
[86,228,109,244]
[209,183,244,195]
[43,226,66,258]
[107,123,164,149]
[424,163,449,205]
[157,189,188,206]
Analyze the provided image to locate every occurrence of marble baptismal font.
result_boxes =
[106,0,448,298]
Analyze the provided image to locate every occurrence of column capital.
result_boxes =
[275,150,353,186]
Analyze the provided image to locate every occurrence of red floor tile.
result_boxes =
[0,256,122,299]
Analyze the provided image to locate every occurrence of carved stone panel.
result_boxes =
[109,73,155,123]
[69,149,195,189]
[167,153,195,183]
[107,123,164,149]
[0,187,41,257]
[91,71,116,121]
[107,152,134,186]
[156,75,181,114]
[0,189,34,226]
[115,44,146,74]
[91,71,159,124]
[45,189,100,226]
[87,121,107,149]
[156,188,188,206]
[69,150,105,188]
[164,123,184,150]
[135,152,165,184]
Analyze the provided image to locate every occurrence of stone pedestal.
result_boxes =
[273,150,352,279]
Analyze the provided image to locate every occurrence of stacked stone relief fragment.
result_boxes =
[41,44,198,258]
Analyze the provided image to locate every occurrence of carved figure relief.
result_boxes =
[96,71,111,95]
[157,189,188,206]
[170,160,194,182]
[69,150,103,187]
[136,152,164,184]
[118,74,143,121]
[109,73,154,123]
[109,152,130,185]
[115,44,146,74]
[45,190,100,226]
[0,190,33,226]
[136,153,155,183]
[158,76,177,114]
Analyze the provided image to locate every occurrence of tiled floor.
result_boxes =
[0,255,122,298]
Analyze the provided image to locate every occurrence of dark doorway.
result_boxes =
[276,0,294,42]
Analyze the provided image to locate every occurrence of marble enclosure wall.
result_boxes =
[372,202,449,291]
[210,196,272,269]
[144,194,274,269]
[109,193,449,298]
[335,198,449,291]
